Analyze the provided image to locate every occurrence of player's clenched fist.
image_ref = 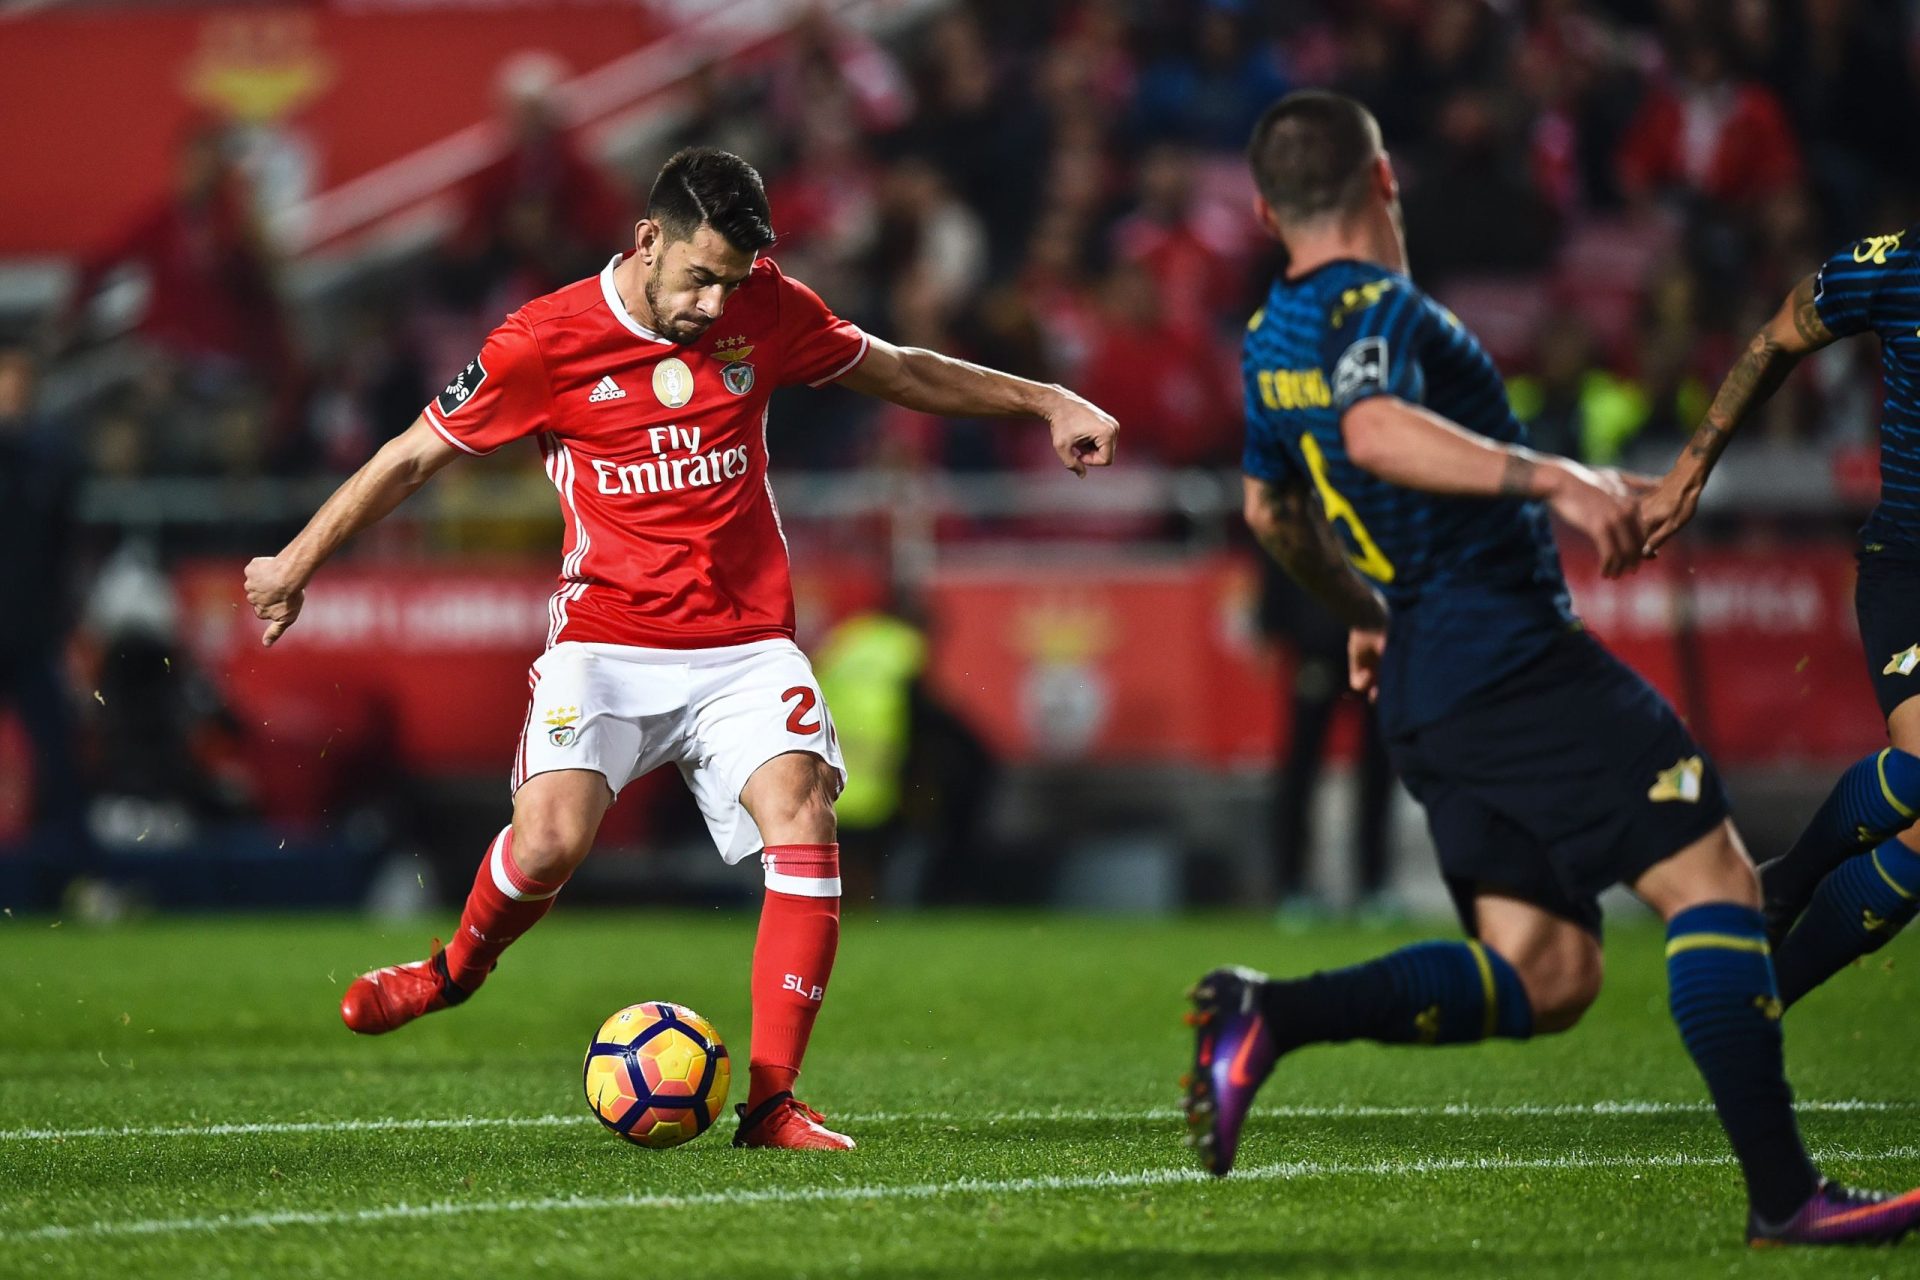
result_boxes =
[1046,388,1119,477]
[244,555,306,647]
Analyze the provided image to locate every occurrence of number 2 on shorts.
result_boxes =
[782,686,823,735]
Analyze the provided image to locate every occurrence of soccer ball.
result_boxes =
[583,1001,731,1148]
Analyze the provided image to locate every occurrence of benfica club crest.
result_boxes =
[713,336,755,395]
[544,705,581,748]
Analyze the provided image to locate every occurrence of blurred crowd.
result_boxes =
[11,0,1919,909]
[32,0,1920,493]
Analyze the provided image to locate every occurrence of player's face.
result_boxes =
[645,225,757,343]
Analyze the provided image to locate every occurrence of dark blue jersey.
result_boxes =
[1241,259,1573,734]
[1812,225,1920,551]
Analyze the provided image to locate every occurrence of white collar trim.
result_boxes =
[600,255,672,345]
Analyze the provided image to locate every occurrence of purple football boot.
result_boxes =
[1181,966,1280,1176]
[1749,1181,1920,1247]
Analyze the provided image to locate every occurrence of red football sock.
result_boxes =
[443,826,566,991]
[749,843,841,1108]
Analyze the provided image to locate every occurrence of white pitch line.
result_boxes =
[0,1114,588,1142]
[7,1144,1918,1244]
[4,1097,1916,1144]
[854,1097,1920,1125]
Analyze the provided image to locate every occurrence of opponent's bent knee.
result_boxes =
[1502,941,1603,1035]
[1527,981,1600,1034]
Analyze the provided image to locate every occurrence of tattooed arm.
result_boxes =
[1642,274,1839,553]
[1243,475,1400,700]
[1243,475,1389,632]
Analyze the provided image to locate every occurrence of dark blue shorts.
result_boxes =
[1855,549,1920,721]
[1386,630,1730,936]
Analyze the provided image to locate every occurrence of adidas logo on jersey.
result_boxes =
[588,376,627,402]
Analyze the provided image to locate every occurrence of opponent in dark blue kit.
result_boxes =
[1182,91,1920,1247]
[1644,224,1920,1006]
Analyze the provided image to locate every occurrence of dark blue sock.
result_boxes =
[1766,749,1920,930]
[1774,838,1920,1008]
[1666,903,1819,1222]
[1259,939,1533,1048]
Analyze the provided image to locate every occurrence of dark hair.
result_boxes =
[1246,91,1383,223]
[646,147,776,252]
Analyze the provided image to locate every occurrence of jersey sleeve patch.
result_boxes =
[418,315,550,452]
[435,355,489,418]
[1332,336,1389,407]
[1851,231,1906,267]
[1814,229,1907,339]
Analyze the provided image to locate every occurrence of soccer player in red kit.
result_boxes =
[243,148,1119,1150]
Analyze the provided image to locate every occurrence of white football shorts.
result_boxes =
[512,638,845,863]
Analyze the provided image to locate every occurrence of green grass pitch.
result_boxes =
[2,910,1916,1278]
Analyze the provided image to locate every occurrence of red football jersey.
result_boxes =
[421,253,869,649]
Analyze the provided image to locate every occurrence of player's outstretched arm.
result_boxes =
[243,416,462,646]
[836,335,1117,476]
[1641,273,1837,554]
[1341,395,1652,578]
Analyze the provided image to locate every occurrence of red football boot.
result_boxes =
[732,1092,856,1150]
[339,941,478,1035]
